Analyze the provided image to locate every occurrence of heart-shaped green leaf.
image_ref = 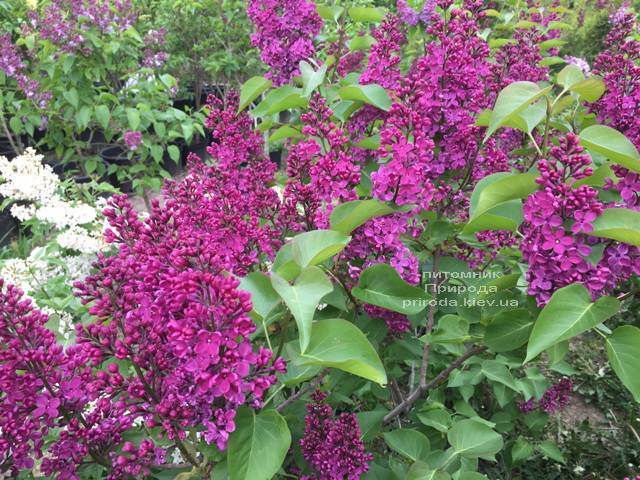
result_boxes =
[271,267,333,353]
[352,263,430,315]
[525,283,619,363]
[292,318,387,385]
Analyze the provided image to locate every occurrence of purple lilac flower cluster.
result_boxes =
[521,134,640,305]
[247,0,323,86]
[518,378,572,414]
[0,280,88,475]
[0,34,51,107]
[123,130,143,151]
[396,0,436,26]
[28,0,136,54]
[142,28,169,69]
[0,93,288,477]
[300,391,373,480]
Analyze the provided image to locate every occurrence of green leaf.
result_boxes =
[167,145,180,163]
[590,208,640,246]
[570,77,605,103]
[252,86,308,117]
[272,243,301,281]
[76,106,92,131]
[349,34,375,51]
[406,463,450,480]
[383,429,430,462]
[269,125,301,143]
[239,272,281,321]
[556,64,585,89]
[150,145,163,163]
[63,88,79,108]
[540,38,566,50]
[457,474,488,480]
[329,199,397,234]
[539,56,566,66]
[227,407,291,480]
[9,116,22,134]
[484,309,534,352]
[356,409,388,442]
[271,267,333,353]
[579,125,640,172]
[351,263,430,315]
[536,440,565,464]
[338,84,391,112]
[417,409,451,433]
[279,363,321,386]
[502,100,546,134]
[424,315,469,345]
[181,122,194,143]
[355,134,381,150]
[300,61,327,97]
[293,318,387,385]
[525,283,620,363]
[348,6,385,22]
[463,172,538,234]
[239,76,272,113]
[481,360,519,392]
[126,108,141,130]
[447,419,504,459]
[485,82,552,139]
[291,230,351,268]
[95,105,110,130]
[511,438,534,464]
[470,172,539,218]
[606,325,640,402]
[489,38,517,48]
[316,4,344,21]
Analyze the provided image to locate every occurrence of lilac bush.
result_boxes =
[2,0,640,478]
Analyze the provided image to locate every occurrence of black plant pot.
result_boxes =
[173,97,195,112]
[269,149,283,168]
[51,161,91,184]
[0,211,18,247]
[78,129,106,146]
[100,145,133,193]
[0,139,15,157]
[31,128,48,146]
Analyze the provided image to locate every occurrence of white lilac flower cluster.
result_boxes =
[0,248,62,295]
[0,148,108,254]
[1,149,111,340]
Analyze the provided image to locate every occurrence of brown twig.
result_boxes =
[276,370,328,412]
[383,345,487,423]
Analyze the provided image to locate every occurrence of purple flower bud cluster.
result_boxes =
[280,95,361,231]
[247,0,323,86]
[521,134,640,305]
[518,378,572,414]
[490,4,560,91]
[360,15,407,90]
[593,8,640,154]
[300,391,373,480]
[0,280,80,474]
